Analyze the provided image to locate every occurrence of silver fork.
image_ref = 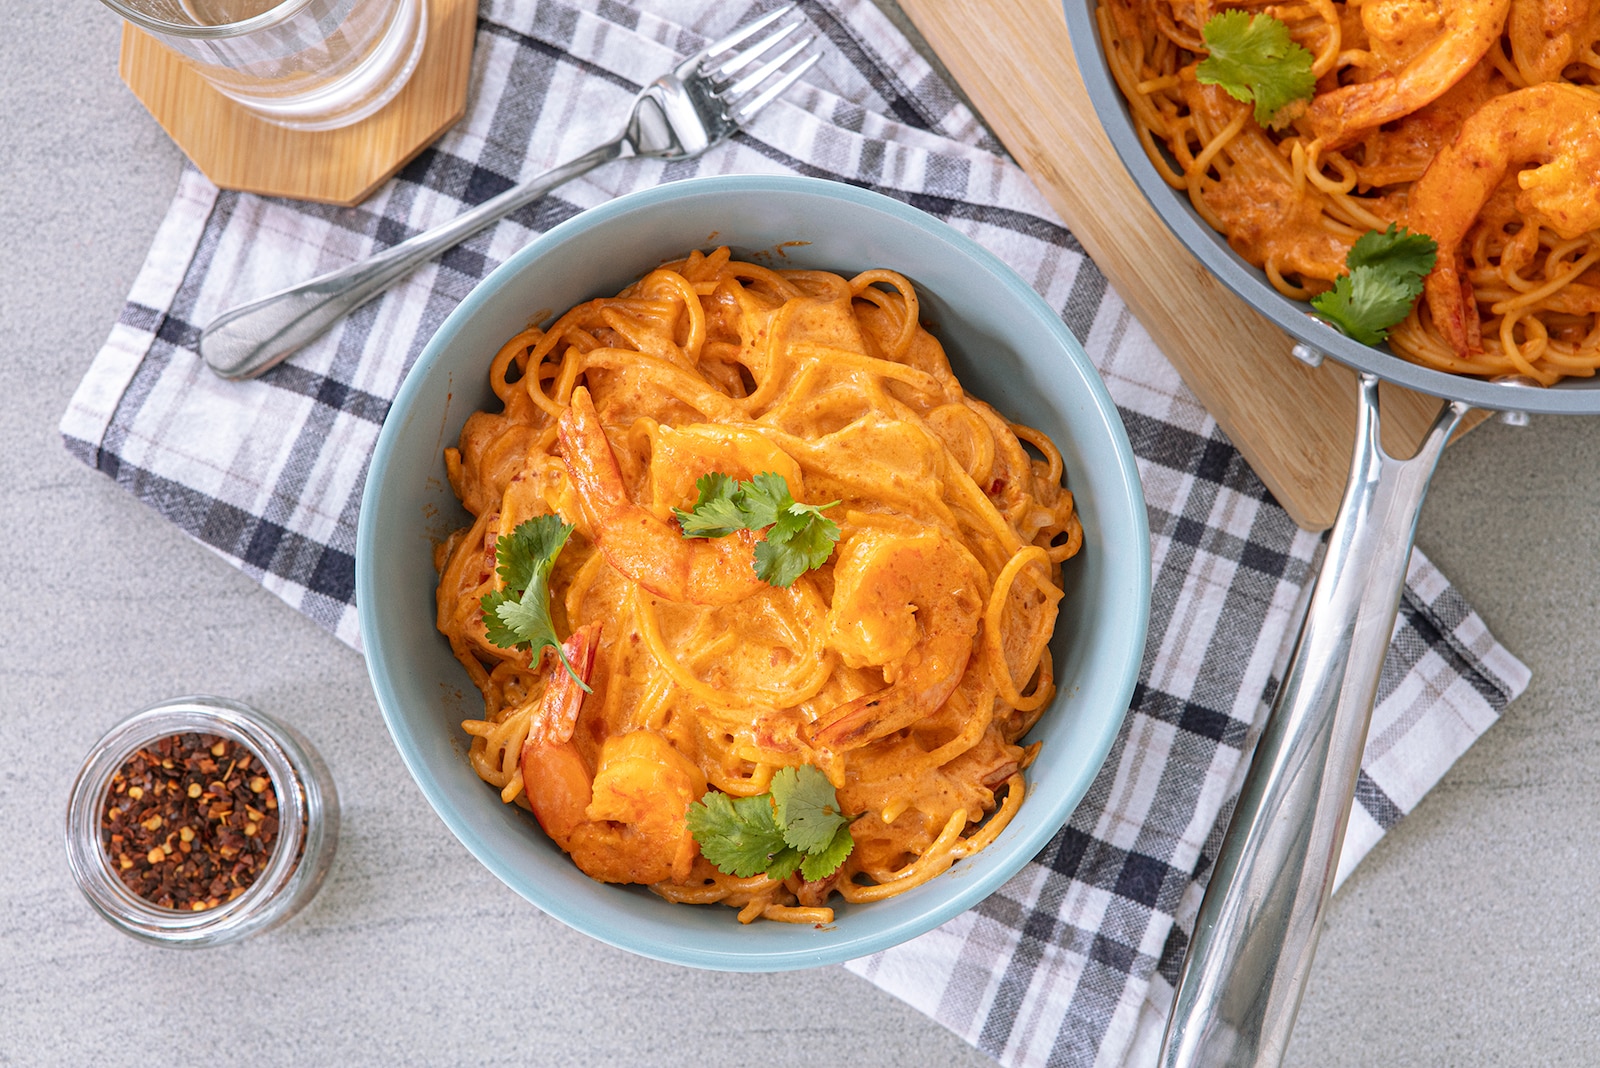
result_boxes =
[200,5,820,380]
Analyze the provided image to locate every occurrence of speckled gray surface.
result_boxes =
[5,6,1599,1066]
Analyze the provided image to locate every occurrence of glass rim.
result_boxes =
[98,0,321,40]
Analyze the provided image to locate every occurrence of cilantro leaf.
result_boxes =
[479,515,588,691]
[673,474,746,537]
[1347,224,1439,278]
[670,471,841,588]
[752,540,809,591]
[1311,224,1438,345]
[684,791,792,878]
[799,821,855,883]
[1196,11,1316,128]
[1309,275,1392,346]
[758,501,842,587]
[479,589,524,650]
[736,472,790,531]
[488,592,559,651]
[770,765,851,854]
[764,844,808,883]
[687,764,856,883]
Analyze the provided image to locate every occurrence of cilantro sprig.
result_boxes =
[480,515,589,691]
[1196,11,1316,129]
[672,472,840,588]
[685,765,855,883]
[1311,224,1438,346]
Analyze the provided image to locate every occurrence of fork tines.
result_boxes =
[703,4,821,123]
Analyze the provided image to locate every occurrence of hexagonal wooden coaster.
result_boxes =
[119,0,475,206]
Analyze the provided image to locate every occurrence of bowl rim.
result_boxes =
[357,173,1151,970]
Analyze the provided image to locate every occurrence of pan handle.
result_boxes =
[1158,373,1471,1068]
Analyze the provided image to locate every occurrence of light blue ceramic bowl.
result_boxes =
[357,174,1150,971]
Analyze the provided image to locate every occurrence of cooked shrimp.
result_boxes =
[810,528,986,751]
[557,386,767,606]
[1407,82,1600,354]
[520,623,708,884]
[1509,0,1598,83]
[1348,55,1502,187]
[1306,0,1511,148]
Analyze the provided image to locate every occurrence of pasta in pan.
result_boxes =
[1098,0,1600,384]
[434,247,1081,923]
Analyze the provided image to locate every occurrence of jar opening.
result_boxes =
[99,731,290,913]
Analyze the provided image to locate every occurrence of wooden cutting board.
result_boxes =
[896,0,1476,531]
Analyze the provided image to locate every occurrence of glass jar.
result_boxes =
[65,695,338,947]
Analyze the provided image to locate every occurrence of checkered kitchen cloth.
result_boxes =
[60,1,1530,1065]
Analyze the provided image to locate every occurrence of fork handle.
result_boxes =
[200,138,627,380]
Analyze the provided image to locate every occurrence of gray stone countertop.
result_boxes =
[5,6,1599,1066]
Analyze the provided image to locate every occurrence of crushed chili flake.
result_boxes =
[100,733,280,911]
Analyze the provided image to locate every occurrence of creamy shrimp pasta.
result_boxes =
[1098,0,1600,383]
[434,247,1081,924]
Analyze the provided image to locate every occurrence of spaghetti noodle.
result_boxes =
[434,247,1081,923]
[1097,0,1600,383]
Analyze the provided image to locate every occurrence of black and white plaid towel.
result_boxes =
[59,2,1530,1064]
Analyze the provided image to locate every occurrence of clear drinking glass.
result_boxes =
[99,0,428,131]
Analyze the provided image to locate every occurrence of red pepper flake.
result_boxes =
[99,734,282,911]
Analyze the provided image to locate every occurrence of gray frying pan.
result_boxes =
[1059,3,1600,1066]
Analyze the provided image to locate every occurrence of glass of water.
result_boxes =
[99,0,428,131]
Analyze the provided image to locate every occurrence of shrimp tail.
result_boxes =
[810,649,974,752]
[1458,274,1484,356]
[812,690,933,751]
[1426,255,1484,356]
[520,623,602,842]
[525,623,602,747]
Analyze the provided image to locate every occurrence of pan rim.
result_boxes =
[1060,0,1600,416]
